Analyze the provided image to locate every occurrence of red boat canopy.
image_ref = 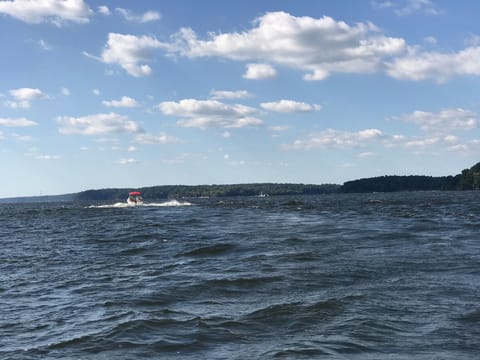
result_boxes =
[129,191,141,196]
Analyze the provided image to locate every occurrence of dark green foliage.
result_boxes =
[456,162,480,190]
[72,162,480,200]
[341,162,480,193]
[342,175,454,193]
[74,183,341,201]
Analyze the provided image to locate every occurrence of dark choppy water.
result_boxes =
[1,192,480,359]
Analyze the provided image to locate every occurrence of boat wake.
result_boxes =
[87,200,193,209]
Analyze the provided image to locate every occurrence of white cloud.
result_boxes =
[404,136,440,149]
[38,39,52,50]
[134,133,180,144]
[158,99,263,129]
[0,0,93,26]
[97,5,110,16]
[91,11,480,83]
[210,90,252,100]
[6,87,47,108]
[61,87,70,96]
[92,89,100,96]
[57,112,142,135]
[10,87,45,100]
[102,96,138,108]
[260,99,322,113]
[91,33,166,77]
[443,135,458,144]
[395,0,441,16]
[222,131,232,139]
[270,125,291,132]
[386,46,480,82]
[357,151,376,158]
[35,154,62,160]
[168,12,406,80]
[115,8,161,23]
[243,63,277,80]
[116,158,138,165]
[372,0,441,16]
[0,117,38,127]
[88,11,480,83]
[394,108,477,134]
[127,145,136,152]
[12,133,35,141]
[371,1,395,10]
[286,128,384,150]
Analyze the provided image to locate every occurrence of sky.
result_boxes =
[1,0,480,197]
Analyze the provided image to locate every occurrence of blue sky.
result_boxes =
[1,0,480,197]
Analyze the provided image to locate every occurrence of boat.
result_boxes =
[127,191,143,206]
[257,192,269,197]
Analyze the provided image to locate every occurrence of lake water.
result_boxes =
[1,192,480,359]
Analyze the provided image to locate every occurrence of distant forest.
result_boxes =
[342,162,480,193]
[74,183,341,201]
[72,161,480,201]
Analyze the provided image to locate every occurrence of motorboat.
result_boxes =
[127,191,143,206]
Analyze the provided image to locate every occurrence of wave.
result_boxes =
[180,243,237,257]
[86,199,193,209]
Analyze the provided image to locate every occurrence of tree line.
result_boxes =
[73,162,480,200]
[342,162,480,193]
[74,183,341,201]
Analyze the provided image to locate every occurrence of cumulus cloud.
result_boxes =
[57,112,142,135]
[0,0,93,26]
[158,99,263,129]
[102,96,138,108]
[97,5,110,15]
[394,108,477,134]
[168,12,406,80]
[286,128,384,150]
[243,63,277,80]
[0,117,38,127]
[6,88,47,108]
[386,46,480,82]
[210,90,252,100]
[86,33,167,77]
[115,8,160,23]
[260,99,322,113]
[90,11,480,83]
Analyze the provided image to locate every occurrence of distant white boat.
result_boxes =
[127,191,143,206]
[257,192,269,197]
